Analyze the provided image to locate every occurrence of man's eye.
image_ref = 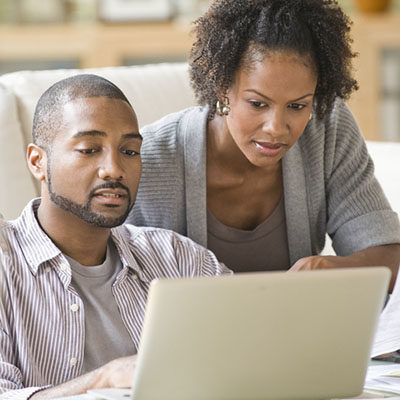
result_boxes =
[122,149,139,156]
[289,103,306,110]
[78,149,96,154]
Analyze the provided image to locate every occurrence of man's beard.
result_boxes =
[47,165,133,228]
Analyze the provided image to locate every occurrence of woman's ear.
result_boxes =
[27,144,47,182]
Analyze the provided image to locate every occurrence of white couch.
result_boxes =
[0,63,399,235]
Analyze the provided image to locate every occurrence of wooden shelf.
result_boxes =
[348,14,400,141]
[0,21,193,68]
[1,15,399,141]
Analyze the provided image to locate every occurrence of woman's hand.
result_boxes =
[288,244,400,292]
[289,255,342,271]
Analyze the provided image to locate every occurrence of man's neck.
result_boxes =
[36,198,111,266]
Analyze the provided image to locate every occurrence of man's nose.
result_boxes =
[98,152,124,181]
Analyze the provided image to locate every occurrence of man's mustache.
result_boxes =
[89,182,131,199]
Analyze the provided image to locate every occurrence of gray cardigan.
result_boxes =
[128,100,400,265]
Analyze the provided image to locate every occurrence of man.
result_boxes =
[0,74,229,400]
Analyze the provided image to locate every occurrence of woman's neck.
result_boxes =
[207,116,281,180]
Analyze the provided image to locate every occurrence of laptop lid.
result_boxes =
[131,267,390,400]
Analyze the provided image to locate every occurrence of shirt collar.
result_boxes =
[11,198,62,275]
[12,198,151,283]
[110,225,152,283]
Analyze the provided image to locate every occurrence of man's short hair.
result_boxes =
[32,74,132,150]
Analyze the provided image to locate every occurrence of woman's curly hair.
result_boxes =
[189,0,358,119]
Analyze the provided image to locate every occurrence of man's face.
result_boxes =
[44,96,142,228]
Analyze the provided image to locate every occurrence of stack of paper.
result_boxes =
[372,270,400,358]
[361,364,400,397]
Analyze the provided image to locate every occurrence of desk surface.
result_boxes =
[51,361,400,400]
[52,361,400,400]
[52,392,400,400]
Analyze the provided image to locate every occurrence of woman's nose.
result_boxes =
[262,109,288,137]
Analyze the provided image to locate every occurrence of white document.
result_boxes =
[363,364,400,397]
[372,271,400,358]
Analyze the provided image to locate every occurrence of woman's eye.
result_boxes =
[249,100,266,109]
[289,103,306,110]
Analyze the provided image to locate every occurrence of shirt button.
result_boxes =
[45,267,51,273]
[132,273,138,280]
[70,304,79,312]
[60,264,68,272]
[70,357,77,367]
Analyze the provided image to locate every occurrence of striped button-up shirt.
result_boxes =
[0,199,230,400]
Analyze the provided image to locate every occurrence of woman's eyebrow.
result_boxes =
[245,89,314,102]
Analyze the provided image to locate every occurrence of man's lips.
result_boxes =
[93,188,127,197]
[92,189,128,206]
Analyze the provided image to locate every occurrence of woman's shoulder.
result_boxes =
[296,97,369,179]
[140,106,208,137]
[138,106,208,164]
[301,98,363,149]
[327,98,360,133]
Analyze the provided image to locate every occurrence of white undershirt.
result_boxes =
[66,239,137,374]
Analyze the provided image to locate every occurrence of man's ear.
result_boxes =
[27,144,47,182]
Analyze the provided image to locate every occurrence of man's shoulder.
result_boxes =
[112,224,230,278]
[1,202,32,251]
[114,224,205,253]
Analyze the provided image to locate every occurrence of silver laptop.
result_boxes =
[89,267,390,400]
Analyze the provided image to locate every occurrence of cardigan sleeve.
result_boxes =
[324,101,400,255]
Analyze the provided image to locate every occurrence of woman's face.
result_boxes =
[223,51,318,168]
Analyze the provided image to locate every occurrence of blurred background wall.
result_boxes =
[0,0,399,142]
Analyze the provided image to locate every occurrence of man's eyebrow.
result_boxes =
[122,133,143,141]
[245,89,314,102]
[72,130,106,138]
[72,131,143,140]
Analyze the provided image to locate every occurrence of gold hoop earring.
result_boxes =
[309,112,313,121]
[216,97,231,116]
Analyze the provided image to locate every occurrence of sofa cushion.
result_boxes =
[0,83,38,219]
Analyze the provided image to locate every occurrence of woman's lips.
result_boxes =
[253,141,286,157]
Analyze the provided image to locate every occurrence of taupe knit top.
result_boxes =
[206,197,290,272]
[128,99,400,266]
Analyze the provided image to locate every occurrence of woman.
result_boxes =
[128,0,400,286]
